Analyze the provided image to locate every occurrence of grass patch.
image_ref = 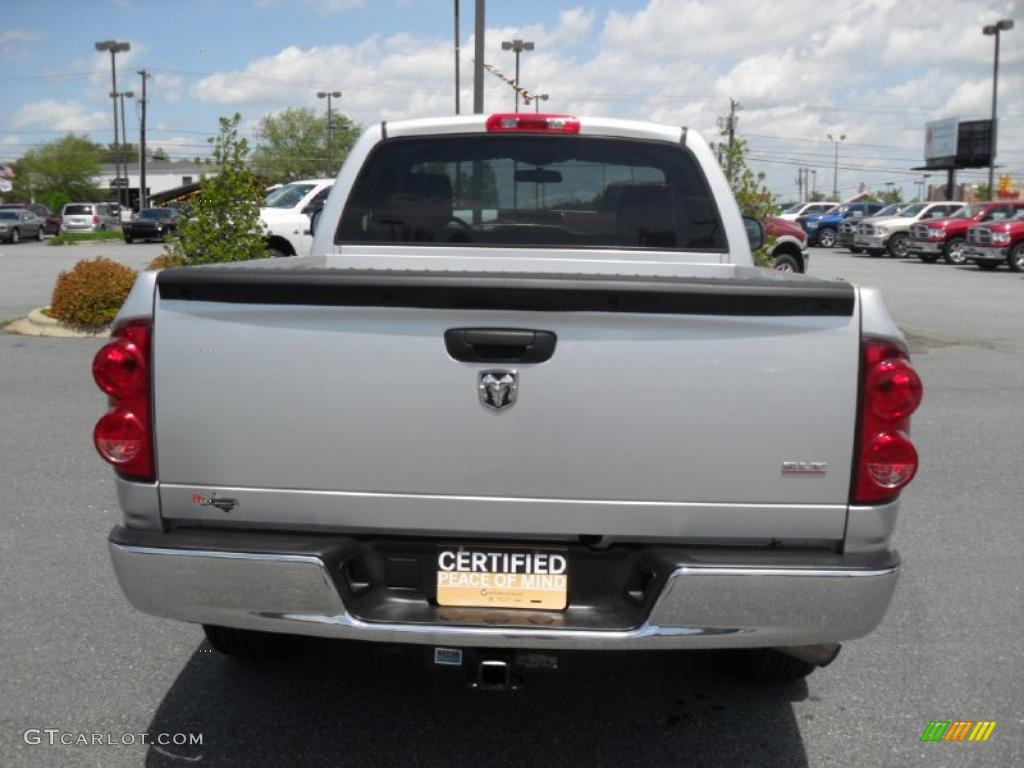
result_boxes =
[49,230,125,246]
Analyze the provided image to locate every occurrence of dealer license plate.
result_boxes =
[436,546,568,610]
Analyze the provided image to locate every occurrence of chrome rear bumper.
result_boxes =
[108,527,899,650]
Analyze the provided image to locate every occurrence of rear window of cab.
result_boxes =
[336,134,725,251]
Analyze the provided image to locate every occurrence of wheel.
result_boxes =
[270,247,289,258]
[848,246,862,254]
[772,253,800,272]
[1009,243,1024,273]
[124,236,133,244]
[202,624,296,659]
[887,234,909,258]
[35,226,43,241]
[976,260,999,271]
[918,252,940,264]
[10,228,19,244]
[734,648,817,683]
[942,237,967,266]
[817,228,836,248]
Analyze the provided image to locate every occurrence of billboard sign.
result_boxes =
[925,118,958,161]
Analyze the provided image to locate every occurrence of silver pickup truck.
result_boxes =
[96,114,922,685]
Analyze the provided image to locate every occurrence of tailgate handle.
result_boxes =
[445,328,557,363]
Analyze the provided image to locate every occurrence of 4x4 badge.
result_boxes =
[479,370,518,411]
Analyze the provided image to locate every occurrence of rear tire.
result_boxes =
[817,228,836,248]
[124,236,133,244]
[735,648,817,683]
[1008,243,1024,273]
[942,237,967,265]
[202,624,296,659]
[10,228,19,244]
[35,226,44,241]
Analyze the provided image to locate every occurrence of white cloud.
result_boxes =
[184,0,1023,197]
[9,100,110,132]
[0,28,43,60]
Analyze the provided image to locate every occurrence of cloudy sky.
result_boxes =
[3,0,1022,200]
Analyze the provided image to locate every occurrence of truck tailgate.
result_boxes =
[152,267,859,542]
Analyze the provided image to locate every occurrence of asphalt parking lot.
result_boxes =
[1,246,1021,767]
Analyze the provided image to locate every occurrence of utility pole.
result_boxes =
[725,98,740,184]
[796,168,803,201]
[472,0,484,113]
[501,39,534,113]
[138,70,150,210]
[317,91,342,171]
[95,41,130,209]
[828,133,846,199]
[116,90,133,212]
[811,169,817,198]
[453,0,460,114]
[983,20,1014,201]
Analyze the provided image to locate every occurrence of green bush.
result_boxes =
[49,257,137,328]
[49,230,124,246]
[171,113,268,265]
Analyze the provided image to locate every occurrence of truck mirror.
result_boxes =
[742,216,764,251]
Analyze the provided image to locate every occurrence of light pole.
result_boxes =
[922,173,931,201]
[811,169,817,199]
[501,39,534,112]
[111,90,133,211]
[533,93,549,113]
[317,90,342,171]
[983,19,1014,201]
[95,41,130,209]
[827,133,846,199]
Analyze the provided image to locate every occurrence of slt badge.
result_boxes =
[479,370,518,411]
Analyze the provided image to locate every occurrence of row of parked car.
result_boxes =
[778,199,1024,272]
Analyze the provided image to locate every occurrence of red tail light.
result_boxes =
[852,339,922,504]
[93,320,153,481]
[485,113,581,134]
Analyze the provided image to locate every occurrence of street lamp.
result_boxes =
[111,90,134,211]
[983,19,1014,201]
[501,39,534,112]
[95,40,130,209]
[317,90,342,169]
[827,133,846,199]
[532,93,549,113]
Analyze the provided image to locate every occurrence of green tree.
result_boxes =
[15,134,102,211]
[251,107,359,182]
[872,187,903,204]
[171,114,267,265]
[712,134,778,266]
[95,142,139,164]
[807,190,828,202]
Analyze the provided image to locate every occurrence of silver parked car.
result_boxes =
[0,208,44,243]
[61,202,119,233]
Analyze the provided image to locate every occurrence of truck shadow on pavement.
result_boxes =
[145,638,810,767]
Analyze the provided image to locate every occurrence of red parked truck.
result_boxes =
[964,209,1024,271]
[907,201,1024,265]
[765,215,809,272]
